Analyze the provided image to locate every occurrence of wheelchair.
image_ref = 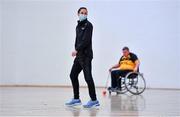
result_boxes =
[108,71,146,95]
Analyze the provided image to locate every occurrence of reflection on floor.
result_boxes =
[0,87,180,116]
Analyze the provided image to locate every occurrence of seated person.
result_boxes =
[109,47,140,91]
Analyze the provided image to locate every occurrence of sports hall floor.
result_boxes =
[0,87,180,116]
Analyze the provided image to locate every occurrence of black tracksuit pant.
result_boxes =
[111,70,133,88]
[70,57,97,101]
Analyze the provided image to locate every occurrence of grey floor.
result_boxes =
[0,87,180,116]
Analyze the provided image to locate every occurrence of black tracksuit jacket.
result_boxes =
[75,19,93,59]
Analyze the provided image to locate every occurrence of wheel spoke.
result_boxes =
[125,72,146,95]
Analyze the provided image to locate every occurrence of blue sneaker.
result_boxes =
[65,99,82,107]
[83,100,100,108]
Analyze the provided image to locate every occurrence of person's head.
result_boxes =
[77,7,88,21]
[122,46,130,57]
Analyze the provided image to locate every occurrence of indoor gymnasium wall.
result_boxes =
[0,0,179,89]
[178,3,180,89]
[0,1,2,83]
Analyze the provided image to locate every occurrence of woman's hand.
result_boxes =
[72,50,77,57]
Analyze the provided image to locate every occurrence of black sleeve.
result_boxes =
[75,27,78,49]
[75,23,93,51]
[131,53,138,62]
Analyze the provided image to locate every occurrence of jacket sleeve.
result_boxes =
[75,23,93,51]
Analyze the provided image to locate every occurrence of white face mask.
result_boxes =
[78,14,87,21]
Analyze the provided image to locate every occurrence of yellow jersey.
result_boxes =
[119,53,138,70]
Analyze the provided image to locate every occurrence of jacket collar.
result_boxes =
[77,19,88,25]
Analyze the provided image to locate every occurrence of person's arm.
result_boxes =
[109,57,122,72]
[75,23,93,52]
[109,63,120,72]
[72,28,78,57]
[134,60,140,72]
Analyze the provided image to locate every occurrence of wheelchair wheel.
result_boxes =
[125,72,146,95]
[116,77,128,94]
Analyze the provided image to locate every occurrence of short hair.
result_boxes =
[78,7,87,14]
[122,46,129,51]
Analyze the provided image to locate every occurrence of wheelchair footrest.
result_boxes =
[107,87,122,92]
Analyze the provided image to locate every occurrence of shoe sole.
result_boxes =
[83,103,100,108]
[66,102,82,107]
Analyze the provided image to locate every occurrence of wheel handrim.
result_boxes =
[125,72,146,95]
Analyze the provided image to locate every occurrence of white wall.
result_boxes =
[1,0,179,88]
[178,0,180,88]
[0,0,2,83]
